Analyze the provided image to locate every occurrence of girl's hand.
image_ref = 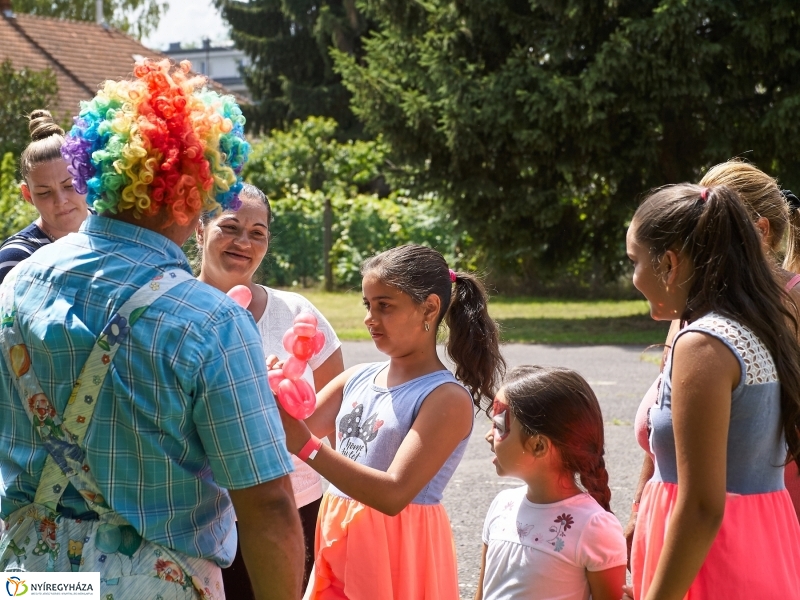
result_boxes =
[623,511,636,569]
[276,404,311,455]
[621,583,634,599]
[265,354,284,370]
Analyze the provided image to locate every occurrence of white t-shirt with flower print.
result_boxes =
[481,486,626,600]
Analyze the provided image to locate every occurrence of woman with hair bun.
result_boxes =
[0,109,89,282]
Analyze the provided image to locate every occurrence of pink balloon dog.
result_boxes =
[226,285,253,309]
[268,313,326,419]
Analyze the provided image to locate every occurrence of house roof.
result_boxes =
[0,10,243,126]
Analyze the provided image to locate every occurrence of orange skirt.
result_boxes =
[308,493,460,600]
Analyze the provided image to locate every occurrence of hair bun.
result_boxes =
[28,109,64,141]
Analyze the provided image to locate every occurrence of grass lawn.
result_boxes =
[288,289,670,345]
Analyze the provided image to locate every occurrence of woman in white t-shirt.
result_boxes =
[477,366,626,600]
[196,183,344,598]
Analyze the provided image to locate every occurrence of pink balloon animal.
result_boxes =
[227,285,253,309]
[268,313,326,419]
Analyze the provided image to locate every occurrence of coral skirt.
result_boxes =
[307,493,460,600]
[631,481,800,599]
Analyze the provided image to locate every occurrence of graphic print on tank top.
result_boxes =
[338,402,385,461]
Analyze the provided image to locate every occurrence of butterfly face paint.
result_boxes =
[492,398,511,442]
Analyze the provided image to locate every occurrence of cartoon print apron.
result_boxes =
[0,269,224,600]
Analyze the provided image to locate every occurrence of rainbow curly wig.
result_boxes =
[61,58,250,225]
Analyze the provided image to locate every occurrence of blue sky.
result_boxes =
[142,0,231,51]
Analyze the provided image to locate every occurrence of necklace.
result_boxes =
[37,221,56,243]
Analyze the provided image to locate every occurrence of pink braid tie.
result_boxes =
[449,269,457,283]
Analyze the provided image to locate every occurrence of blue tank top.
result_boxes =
[327,361,472,505]
[651,313,786,494]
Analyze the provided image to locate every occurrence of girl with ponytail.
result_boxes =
[625,160,800,561]
[625,184,800,600]
[476,366,626,600]
[278,243,505,599]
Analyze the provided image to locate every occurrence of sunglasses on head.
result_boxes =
[491,399,511,441]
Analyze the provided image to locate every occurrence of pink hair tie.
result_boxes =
[449,269,457,283]
[700,188,709,202]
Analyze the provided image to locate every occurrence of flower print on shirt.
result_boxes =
[338,402,384,461]
[548,513,574,552]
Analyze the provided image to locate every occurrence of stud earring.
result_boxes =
[424,322,430,332]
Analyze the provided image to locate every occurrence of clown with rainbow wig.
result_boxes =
[0,59,305,599]
[62,58,250,223]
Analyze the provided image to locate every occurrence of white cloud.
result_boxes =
[142,0,230,51]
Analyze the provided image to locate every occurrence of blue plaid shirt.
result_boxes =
[0,215,293,566]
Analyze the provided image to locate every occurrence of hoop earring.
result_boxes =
[424,322,430,332]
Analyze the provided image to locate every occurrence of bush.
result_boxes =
[0,152,38,242]
[244,117,469,288]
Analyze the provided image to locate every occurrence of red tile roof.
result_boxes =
[0,11,242,126]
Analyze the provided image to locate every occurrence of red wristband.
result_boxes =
[297,435,323,462]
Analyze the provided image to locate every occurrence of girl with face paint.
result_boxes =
[476,366,626,600]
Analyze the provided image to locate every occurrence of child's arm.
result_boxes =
[586,565,627,600]
[473,543,487,600]
[281,382,473,515]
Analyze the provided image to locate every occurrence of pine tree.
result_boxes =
[215,0,369,136]
[336,0,800,285]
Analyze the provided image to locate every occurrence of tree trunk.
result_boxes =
[323,199,333,291]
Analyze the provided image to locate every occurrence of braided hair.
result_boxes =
[503,365,612,511]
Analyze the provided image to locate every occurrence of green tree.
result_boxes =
[0,152,38,242]
[214,0,369,136]
[244,117,465,286]
[11,0,167,39]
[0,60,58,161]
[336,0,800,286]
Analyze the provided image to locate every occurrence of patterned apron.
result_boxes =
[0,269,224,600]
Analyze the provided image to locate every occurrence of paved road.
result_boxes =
[339,341,660,599]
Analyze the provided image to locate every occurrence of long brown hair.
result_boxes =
[503,365,612,511]
[361,244,505,409]
[632,183,800,462]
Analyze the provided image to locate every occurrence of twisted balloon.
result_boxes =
[269,313,326,420]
